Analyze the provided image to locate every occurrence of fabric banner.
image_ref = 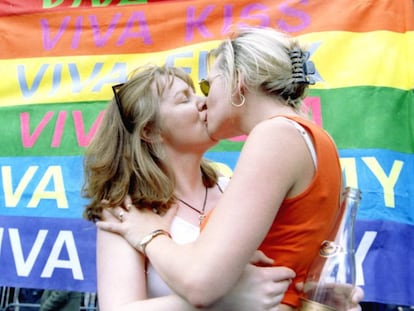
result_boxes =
[0,0,413,306]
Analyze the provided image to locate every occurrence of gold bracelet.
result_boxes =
[137,229,171,256]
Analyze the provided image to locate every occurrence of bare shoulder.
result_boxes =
[237,117,313,191]
[245,117,306,148]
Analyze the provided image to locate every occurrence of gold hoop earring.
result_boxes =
[231,94,246,108]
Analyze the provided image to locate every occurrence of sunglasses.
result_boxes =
[198,74,222,97]
[112,83,134,133]
[198,79,210,96]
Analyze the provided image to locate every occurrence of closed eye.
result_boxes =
[176,88,194,104]
[180,96,190,103]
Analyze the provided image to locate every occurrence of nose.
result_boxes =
[196,96,207,111]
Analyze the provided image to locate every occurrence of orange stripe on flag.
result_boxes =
[0,0,412,59]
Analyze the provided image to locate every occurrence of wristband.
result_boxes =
[137,229,171,255]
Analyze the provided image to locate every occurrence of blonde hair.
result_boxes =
[209,26,309,110]
[83,65,218,221]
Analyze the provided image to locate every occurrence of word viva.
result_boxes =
[17,62,128,98]
[40,2,311,49]
[0,223,377,287]
[16,59,207,98]
[20,110,105,148]
[18,97,319,149]
[1,157,403,210]
[0,228,84,280]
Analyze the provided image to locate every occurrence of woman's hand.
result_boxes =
[96,196,177,252]
[215,265,295,311]
[214,251,294,311]
[348,286,364,311]
[250,250,275,266]
[295,283,364,311]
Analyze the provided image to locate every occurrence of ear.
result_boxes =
[234,70,246,96]
[141,126,163,143]
[140,126,154,142]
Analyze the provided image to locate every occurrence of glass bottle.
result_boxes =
[300,187,362,311]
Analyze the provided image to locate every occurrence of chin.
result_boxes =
[206,128,219,142]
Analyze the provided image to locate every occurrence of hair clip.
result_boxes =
[289,48,316,85]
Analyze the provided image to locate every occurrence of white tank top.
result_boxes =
[146,216,199,297]
[146,177,229,298]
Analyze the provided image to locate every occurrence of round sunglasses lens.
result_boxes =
[199,80,210,96]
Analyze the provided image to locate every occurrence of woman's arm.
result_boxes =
[119,264,294,311]
[96,228,146,311]
[97,120,304,307]
[98,226,217,311]
[97,228,203,311]
[97,212,295,311]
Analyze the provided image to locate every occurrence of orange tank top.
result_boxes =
[202,115,343,307]
[258,115,342,307]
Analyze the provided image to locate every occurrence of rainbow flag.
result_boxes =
[0,0,413,305]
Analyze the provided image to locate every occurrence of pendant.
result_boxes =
[199,213,206,223]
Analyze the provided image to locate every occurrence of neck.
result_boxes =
[170,155,209,225]
[239,92,298,134]
[175,185,208,224]
[164,148,206,197]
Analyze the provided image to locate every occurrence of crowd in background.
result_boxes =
[1,287,413,310]
[0,287,97,311]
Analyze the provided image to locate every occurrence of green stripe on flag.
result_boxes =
[0,101,108,156]
[312,86,414,153]
[0,86,412,156]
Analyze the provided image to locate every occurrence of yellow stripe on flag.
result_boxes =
[0,41,220,107]
[1,31,413,106]
[299,30,414,90]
